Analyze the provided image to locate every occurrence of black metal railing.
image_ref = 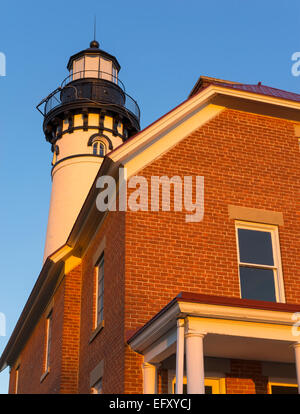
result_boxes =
[37,70,140,122]
[61,70,124,89]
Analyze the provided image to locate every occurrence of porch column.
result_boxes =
[175,319,185,394]
[143,362,157,394]
[185,318,206,394]
[293,343,300,394]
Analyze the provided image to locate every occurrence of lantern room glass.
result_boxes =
[71,55,118,83]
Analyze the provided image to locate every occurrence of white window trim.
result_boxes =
[44,311,52,372]
[235,220,285,303]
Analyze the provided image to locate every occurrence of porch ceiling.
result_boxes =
[203,333,295,364]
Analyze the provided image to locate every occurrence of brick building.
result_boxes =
[0,41,300,394]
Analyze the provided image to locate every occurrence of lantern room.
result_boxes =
[37,40,140,144]
[66,40,120,83]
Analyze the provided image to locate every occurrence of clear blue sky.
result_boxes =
[0,0,300,394]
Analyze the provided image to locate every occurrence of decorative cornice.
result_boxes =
[53,125,127,142]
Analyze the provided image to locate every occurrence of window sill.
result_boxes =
[89,321,104,344]
[40,368,50,383]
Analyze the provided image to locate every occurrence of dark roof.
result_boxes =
[216,82,300,103]
[190,75,300,104]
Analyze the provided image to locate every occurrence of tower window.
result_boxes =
[235,222,285,302]
[93,141,106,157]
[95,254,104,328]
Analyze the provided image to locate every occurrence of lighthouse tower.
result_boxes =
[38,40,140,261]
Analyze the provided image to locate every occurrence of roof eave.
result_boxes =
[0,258,64,371]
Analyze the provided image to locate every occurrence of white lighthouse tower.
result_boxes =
[37,40,140,261]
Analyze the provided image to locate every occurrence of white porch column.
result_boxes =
[175,319,185,394]
[143,362,157,394]
[293,343,300,394]
[185,318,206,394]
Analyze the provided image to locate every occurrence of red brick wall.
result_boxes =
[78,210,126,394]
[123,109,300,391]
[157,368,169,394]
[226,359,269,394]
[60,265,82,393]
[8,264,83,394]
[124,346,143,394]
[9,278,64,394]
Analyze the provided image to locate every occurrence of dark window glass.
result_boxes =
[239,267,276,301]
[93,142,98,155]
[271,385,298,394]
[97,255,104,326]
[174,384,213,394]
[93,141,105,156]
[205,385,213,394]
[238,229,274,266]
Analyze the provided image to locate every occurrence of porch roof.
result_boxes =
[127,292,300,345]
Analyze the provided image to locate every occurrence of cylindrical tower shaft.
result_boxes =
[37,41,140,261]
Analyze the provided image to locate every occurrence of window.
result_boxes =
[269,382,298,394]
[100,57,113,81]
[172,376,226,394]
[44,310,53,372]
[236,222,284,302]
[112,65,118,84]
[91,378,103,394]
[85,55,100,78]
[173,383,212,394]
[93,141,106,157]
[95,254,104,327]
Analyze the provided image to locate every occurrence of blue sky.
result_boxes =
[0,0,300,394]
